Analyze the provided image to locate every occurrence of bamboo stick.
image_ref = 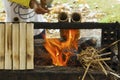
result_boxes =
[99,40,120,53]
[19,23,27,70]
[5,23,12,69]
[82,63,91,80]
[26,23,34,69]
[12,23,19,70]
[95,52,111,57]
[0,23,5,69]
[98,62,107,75]
[93,58,111,62]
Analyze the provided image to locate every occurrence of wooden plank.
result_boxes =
[19,23,27,70]
[0,23,5,69]
[12,23,19,70]
[26,23,34,69]
[5,23,12,69]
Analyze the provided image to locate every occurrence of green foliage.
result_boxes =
[86,0,120,22]
[0,1,4,12]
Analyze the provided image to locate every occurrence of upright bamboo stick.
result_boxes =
[12,23,19,70]
[26,23,34,69]
[5,23,12,69]
[0,23,5,69]
[19,23,27,70]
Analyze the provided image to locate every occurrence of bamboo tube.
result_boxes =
[58,12,69,39]
[58,12,80,40]
[70,12,81,40]
[58,12,69,22]
[71,12,81,22]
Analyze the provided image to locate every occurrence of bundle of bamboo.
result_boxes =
[77,40,120,80]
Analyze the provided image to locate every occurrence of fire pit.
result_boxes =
[0,22,120,80]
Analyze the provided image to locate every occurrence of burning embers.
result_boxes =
[44,12,81,66]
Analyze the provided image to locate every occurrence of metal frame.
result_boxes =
[0,22,119,80]
[34,22,120,62]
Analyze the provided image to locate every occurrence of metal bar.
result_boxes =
[0,22,119,29]
[34,22,119,29]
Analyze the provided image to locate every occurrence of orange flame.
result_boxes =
[44,29,80,66]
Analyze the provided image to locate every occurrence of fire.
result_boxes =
[44,29,80,66]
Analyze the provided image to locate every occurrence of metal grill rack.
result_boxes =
[0,22,119,80]
[34,22,120,61]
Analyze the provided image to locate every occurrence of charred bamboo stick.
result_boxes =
[99,40,120,53]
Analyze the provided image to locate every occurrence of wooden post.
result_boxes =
[12,23,19,70]
[0,23,5,69]
[5,23,12,69]
[26,23,34,69]
[19,23,27,70]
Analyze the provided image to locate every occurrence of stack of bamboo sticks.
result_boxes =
[0,22,34,70]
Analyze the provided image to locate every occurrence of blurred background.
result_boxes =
[0,0,120,22]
